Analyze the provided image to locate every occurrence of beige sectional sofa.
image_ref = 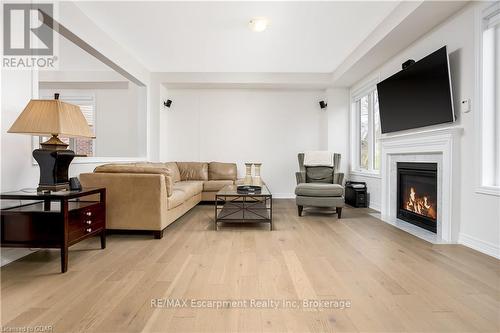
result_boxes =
[80,161,237,238]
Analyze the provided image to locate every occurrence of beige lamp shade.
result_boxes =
[8,99,95,138]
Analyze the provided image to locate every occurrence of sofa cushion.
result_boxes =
[162,162,181,183]
[295,183,344,197]
[167,181,203,209]
[167,189,187,209]
[131,162,181,183]
[173,181,203,198]
[209,162,237,180]
[203,180,234,192]
[176,162,208,181]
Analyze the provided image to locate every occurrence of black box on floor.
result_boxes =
[345,181,368,208]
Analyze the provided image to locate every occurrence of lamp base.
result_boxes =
[33,148,75,192]
[40,134,69,150]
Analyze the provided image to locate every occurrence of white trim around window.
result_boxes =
[349,78,381,177]
[474,2,500,196]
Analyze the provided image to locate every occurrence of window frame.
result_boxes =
[350,78,382,177]
[475,2,500,196]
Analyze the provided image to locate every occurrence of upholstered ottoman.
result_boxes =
[295,183,345,218]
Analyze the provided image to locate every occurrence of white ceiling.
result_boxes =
[75,1,400,73]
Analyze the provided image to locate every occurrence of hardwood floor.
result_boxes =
[1,200,499,332]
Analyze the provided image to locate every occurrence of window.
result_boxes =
[39,95,96,157]
[477,3,500,194]
[72,103,96,156]
[360,95,369,169]
[352,88,381,173]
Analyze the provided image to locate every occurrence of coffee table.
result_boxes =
[215,184,272,230]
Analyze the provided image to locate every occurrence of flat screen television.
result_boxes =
[376,46,455,134]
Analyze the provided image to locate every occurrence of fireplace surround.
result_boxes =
[380,126,462,243]
[397,162,438,233]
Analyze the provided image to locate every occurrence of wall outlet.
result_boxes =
[461,99,471,113]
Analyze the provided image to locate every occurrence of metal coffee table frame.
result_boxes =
[215,185,272,231]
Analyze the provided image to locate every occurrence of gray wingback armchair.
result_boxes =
[295,153,345,218]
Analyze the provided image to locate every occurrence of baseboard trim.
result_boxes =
[369,202,381,212]
[458,233,500,259]
[273,193,295,199]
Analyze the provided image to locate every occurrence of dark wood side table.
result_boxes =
[0,187,106,273]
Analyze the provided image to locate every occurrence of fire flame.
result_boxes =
[405,187,437,220]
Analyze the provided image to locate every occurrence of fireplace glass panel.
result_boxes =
[400,174,437,220]
[397,163,437,233]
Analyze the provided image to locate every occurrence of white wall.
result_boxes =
[326,88,350,174]
[1,71,40,192]
[345,3,500,256]
[40,85,146,157]
[160,88,327,197]
[56,32,112,72]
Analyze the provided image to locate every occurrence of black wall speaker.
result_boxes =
[319,100,327,109]
[402,59,415,69]
[164,99,172,108]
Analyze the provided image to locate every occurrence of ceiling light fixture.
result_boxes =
[249,17,269,32]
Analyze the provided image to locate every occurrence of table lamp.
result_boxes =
[8,93,94,192]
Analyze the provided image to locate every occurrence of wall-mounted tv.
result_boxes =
[376,46,455,134]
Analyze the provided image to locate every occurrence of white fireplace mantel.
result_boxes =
[380,126,463,243]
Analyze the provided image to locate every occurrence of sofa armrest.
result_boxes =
[334,172,344,186]
[296,171,306,184]
[80,172,168,231]
[93,165,173,196]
